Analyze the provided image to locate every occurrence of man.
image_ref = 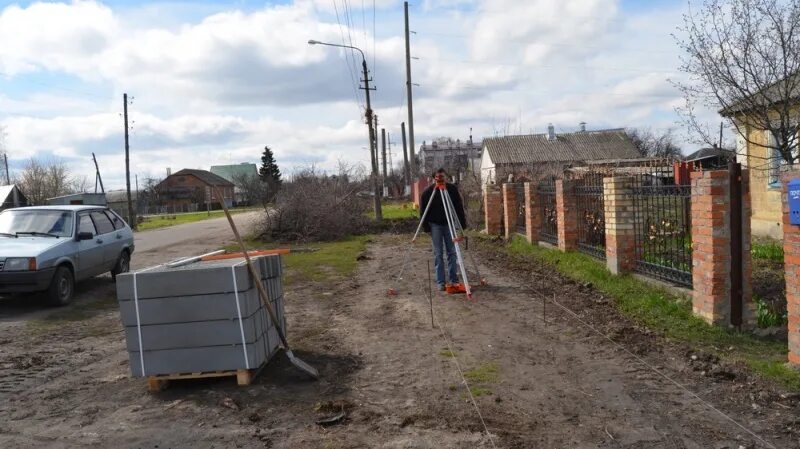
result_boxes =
[419,168,467,291]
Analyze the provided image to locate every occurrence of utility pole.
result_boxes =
[719,121,724,148]
[388,132,394,177]
[3,153,9,185]
[123,93,136,230]
[381,128,387,196]
[360,60,382,221]
[404,1,417,179]
[373,115,380,175]
[92,152,105,194]
[401,122,410,187]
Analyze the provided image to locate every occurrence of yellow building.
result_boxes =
[736,125,786,239]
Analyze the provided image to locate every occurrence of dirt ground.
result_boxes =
[1,230,800,448]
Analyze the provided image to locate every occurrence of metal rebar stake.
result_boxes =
[428,260,434,328]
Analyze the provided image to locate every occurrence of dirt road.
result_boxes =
[0,230,797,448]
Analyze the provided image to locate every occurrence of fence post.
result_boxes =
[524,182,540,244]
[604,176,636,274]
[483,185,503,235]
[556,179,578,251]
[502,183,518,240]
[782,169,800,365]
[691,170,754,327]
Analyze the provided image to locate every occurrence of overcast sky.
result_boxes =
[0,0,720,190]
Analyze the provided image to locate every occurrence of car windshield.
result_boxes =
[0,210,74,238]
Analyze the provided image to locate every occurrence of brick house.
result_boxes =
[156,169,235,209]
[479,125,641,186]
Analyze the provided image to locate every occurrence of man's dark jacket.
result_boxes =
[419,183,467,232]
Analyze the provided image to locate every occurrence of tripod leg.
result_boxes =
[412,188,438,242]
[442,190,484,284]
[440,189,472,298]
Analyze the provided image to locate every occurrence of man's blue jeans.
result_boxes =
[430,223,458,286]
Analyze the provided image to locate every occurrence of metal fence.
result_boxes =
[631,163,692,287]
[574,173,606,260]
[538,178,558,245]
[516,183,526,235]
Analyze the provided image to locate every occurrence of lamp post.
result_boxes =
[308,39,382,221]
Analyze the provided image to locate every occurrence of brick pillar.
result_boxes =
[604,176,636,274]
[691,170,754,327]
[524,182,540,243]
[503,183,518,240]
[483,185,503,235]
[782,169,800,365]
[556,179,578,251]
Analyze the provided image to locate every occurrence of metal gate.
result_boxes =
[516,183,526,235]
[575,173,605,259]
[631,163,692,287]
[538,178,558,245]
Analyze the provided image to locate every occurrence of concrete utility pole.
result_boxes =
[123,93,136,230]
[373,114,380,177]
[401,122,410,186]
[381,128,387,196]
[404,1,417,179]
[388,132,394,177]
[3,153,9,185]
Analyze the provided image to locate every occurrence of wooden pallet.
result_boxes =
[146,366,262,392]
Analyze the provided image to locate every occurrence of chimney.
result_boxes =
[579,121,586,132]
[166,167,172,177]
[547,123,556,141]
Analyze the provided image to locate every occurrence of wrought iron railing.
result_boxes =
[538,178,558,245]
[575,173,606,260]
[516,184,526,235]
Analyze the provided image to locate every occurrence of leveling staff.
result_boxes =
[419,168,467,291]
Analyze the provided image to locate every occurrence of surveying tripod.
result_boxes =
[389,176,483,300]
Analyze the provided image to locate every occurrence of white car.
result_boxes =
[0,205,135,306]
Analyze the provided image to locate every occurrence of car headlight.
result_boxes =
[3,258,36,271]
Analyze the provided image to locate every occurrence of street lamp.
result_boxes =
[308,39,382,221]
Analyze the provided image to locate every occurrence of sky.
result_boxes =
[0,0,721,190]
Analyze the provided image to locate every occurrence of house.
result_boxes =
[480,125,641,186]
[0,185,29,210]
[105,190,141,223]
[418,136,482,178]
[685,147,734,170]
[210,163,258,205]
[156,169,235,209]
[720,76,800,239]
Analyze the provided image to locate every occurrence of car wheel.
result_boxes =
[111,251,131,281]
[46,266,74,307]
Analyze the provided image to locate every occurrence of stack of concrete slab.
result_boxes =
[116,255,285,378]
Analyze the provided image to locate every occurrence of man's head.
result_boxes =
[432,168,448,184]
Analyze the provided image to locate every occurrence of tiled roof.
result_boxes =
[171,169,234,186]
[483,129,640,165]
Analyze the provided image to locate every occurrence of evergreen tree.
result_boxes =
[259,146,282,185]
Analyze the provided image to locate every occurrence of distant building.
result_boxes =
[210,163,258,205]
[418,136,482,178]
[684,147,734,170]
[105,190,141,223]
[0,185,29,211]
[480,125,641,186]
[156,168,234,208]
[47,193,107,206]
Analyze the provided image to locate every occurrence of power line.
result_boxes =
[413,55,676,74]
[372,0,376,77]
[332,0,365,112]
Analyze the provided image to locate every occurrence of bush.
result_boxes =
[259,165,370,242]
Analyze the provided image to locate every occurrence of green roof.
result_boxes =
[210,163,258,183]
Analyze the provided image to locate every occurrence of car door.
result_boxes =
[89,211,118,271]
[75,212,105,280]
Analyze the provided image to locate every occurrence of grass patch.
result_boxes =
[752,240,784,262]
[138,208,252,231]
[440,349,457,358]
[368,202,417,220]
[464,362,500,384]
[466,386,493,397]
[503,235,800,390]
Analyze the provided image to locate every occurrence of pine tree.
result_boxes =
[259,146,282,185]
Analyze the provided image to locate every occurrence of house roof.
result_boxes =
[210,163,258,183]
[170,168,234,186]
[0,185,17,202]
[483,129,640,165]
[685,147,735,162]
[720,73,800,116]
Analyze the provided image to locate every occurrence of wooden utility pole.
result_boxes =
[401,122,410,186]
[360,59,382,221]
[381,128,387,196]
[92,152,105,194]
[123,93,136,229]
[3,153,9,185]
[404,1,417,178]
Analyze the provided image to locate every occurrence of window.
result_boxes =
[90,211,114,235]
[768,130,782,187]
[104,210,126,230]
[78,214,97,236]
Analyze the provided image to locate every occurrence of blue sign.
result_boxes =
[789,179,800,225]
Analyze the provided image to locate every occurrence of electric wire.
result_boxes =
[332,0,365,112]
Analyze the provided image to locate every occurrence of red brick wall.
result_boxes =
[556,179,578,251]
[524,182,540,244]
[502,183,519,240]
[604,176,636,274]
[782,169,800,365]
[691,170,754,327]
[483,185,503,235]
[158,174,233,207]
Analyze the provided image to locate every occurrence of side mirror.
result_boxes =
[77,232,94,241]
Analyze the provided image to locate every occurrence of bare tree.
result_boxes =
[675,0,800,163]
[232,171,271,210]
[14,157,81,205]
[626,128,684,158]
